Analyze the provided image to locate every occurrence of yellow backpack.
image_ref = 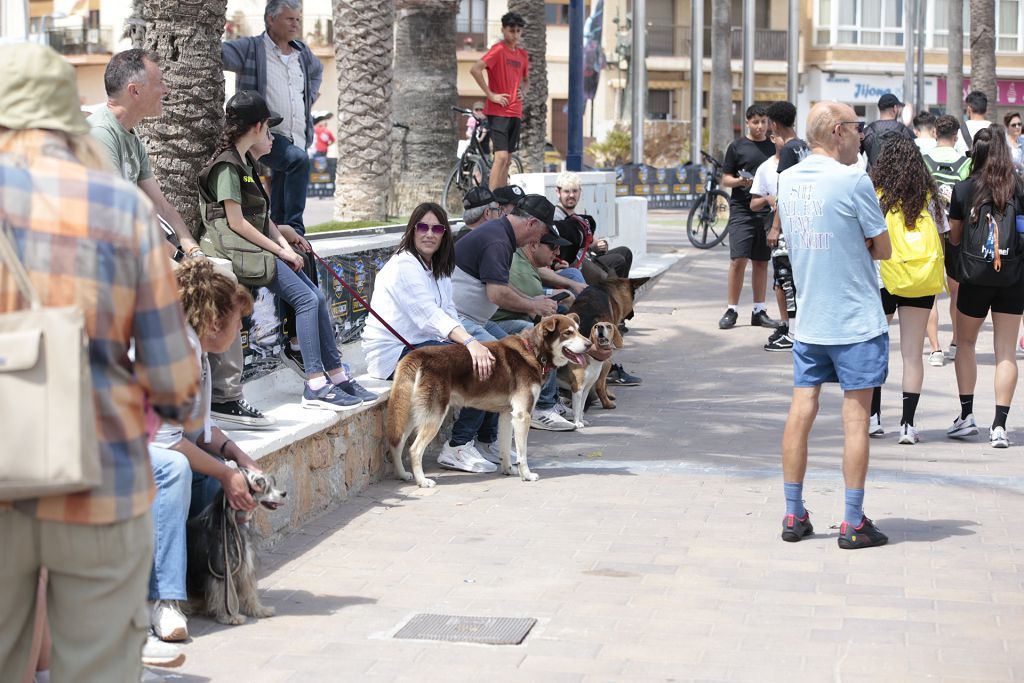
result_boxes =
[878,194,945,298]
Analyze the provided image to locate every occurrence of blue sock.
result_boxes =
[783,482,806,518]
[844,488,865,527]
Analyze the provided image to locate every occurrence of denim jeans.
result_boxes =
[267,260,341,376]
[450,318,507,445]
[262,133,310,233]
[557,267,587,285]
[148,445,192,601]
[189,469,223,520]
[493,318,533,336]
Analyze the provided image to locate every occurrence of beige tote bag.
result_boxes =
[0,224,100,500]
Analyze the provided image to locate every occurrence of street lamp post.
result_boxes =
[630,0,645,165]
[690,0,703,162]
[567,0,584,171]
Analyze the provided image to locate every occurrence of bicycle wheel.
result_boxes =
[686,190,731,248]
[441,155,484,217]
[509,154,524,176]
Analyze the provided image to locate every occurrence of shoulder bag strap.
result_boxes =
[960,120,974,153]
[0,222,41,311]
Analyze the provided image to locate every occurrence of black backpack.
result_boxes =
[957,199,1023,287]
[864,123,911,170]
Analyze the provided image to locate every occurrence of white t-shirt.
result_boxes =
[751,155,779,200]
[955,119,992,155]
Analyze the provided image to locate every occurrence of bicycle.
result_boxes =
[686,150,732,249]
[441,107,523,216]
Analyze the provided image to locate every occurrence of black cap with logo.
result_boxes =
[226,90,283,128]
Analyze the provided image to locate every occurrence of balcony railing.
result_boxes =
[647,25,788,61]
[42,26,113,56]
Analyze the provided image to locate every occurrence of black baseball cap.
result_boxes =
[226,90,283,128]
[463,186,495,210]
[539,231,571,248]
[493,185,526,206]
[877,93,904,110]
[518,194,559,236]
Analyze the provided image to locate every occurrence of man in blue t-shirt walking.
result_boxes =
[776,102,893,550]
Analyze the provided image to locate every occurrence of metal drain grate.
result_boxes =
[393,613,536,645]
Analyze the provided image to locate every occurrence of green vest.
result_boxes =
[196,147,277,286]
[196,147,271,253]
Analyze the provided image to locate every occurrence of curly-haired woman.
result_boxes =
[869,136,948,444]
[947,125,1024,448]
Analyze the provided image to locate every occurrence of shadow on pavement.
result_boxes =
[879,517,980,543]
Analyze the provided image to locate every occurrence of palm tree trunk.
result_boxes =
[969,0,996,121]
[392,0,459,216]
[333,0,394,221]
[709,0,732,160]
[134,0,227,234]
[508,0,547,173]
[947,0,963,120]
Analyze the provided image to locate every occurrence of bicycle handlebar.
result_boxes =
[700,150,722,167]
[452,106,475,116]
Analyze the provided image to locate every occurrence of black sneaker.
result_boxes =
[617,321,629,335]
[751,310,783,328]
[838,516,889,550]
[606,363,642,386]
[334,378,378,403]
[764,325,794,352]
[281,345,306,377]
[718,308,738,329]
[210,399,276,428]
[781,511,813,542]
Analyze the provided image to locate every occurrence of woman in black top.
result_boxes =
[946,125,1024,447]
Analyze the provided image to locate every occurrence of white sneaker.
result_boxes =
[141,634,185,668]
[947,343,957,360]
[150,600,188,642]
[437,441,496,473]
[928,350,945,367]
[990,426,1010,448]
[947,413,979,438]
[898,423,920,445]
[552,401,573,419]
[477,440,519,465]
[531,407,577,431]
[868,413,884,437]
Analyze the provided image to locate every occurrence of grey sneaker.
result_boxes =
[302,382,362,411]
[335,378,378,403]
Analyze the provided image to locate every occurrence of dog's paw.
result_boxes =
[574,420,586,429]
[398,472,414,482]
[500,464,515,476]
[252,605,276,618]
[520,471,539,482]
[603,401,616,410]
[417,477,436,488]
[217,614,247,626]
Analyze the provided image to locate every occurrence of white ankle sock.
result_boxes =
[307,376,328,391]
[327,368,350,384]
[728,304,738,312]
[753,303,766,313]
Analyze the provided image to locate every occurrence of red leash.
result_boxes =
[309,248,414,349]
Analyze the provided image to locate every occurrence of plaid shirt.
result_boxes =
[0,133,198,525]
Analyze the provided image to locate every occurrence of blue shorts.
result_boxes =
[792,334,889,391]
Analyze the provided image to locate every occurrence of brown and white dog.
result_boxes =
[186,467,286,625]
[557,320,623,428]
[386,314,591,487]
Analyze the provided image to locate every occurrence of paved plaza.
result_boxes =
[170,211,1024,682]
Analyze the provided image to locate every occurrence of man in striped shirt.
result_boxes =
[0,43,198,681]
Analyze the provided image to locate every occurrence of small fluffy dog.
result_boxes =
[557,320,623,427]
[386,314,591,487]
[186,467,286,625]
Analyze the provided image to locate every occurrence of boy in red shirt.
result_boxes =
[313,119,335,158]
[470,11,530,190]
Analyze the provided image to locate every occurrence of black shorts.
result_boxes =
[879,288,935,316]
[728,212,771,261]
[488,115,521,153]
[956,281,1024,318]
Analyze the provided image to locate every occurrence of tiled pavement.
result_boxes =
[169,212,1024,682]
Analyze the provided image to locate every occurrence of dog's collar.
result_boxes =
[520,337,555,376]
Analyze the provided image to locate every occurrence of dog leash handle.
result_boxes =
[309,248,415,350]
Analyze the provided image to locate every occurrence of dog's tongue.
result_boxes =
[567,350,588,367]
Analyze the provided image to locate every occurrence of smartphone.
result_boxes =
[549,291,571,302]
[738,169,754,180]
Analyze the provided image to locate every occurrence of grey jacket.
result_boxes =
[222,34,323,148]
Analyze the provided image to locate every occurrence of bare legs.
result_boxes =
[782,385,871,489]
[727,258,769,307]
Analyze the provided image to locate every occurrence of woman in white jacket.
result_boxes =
[362,203,503,473]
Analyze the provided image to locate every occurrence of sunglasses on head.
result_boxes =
[415,222,447,235]
[838,120,866,134]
